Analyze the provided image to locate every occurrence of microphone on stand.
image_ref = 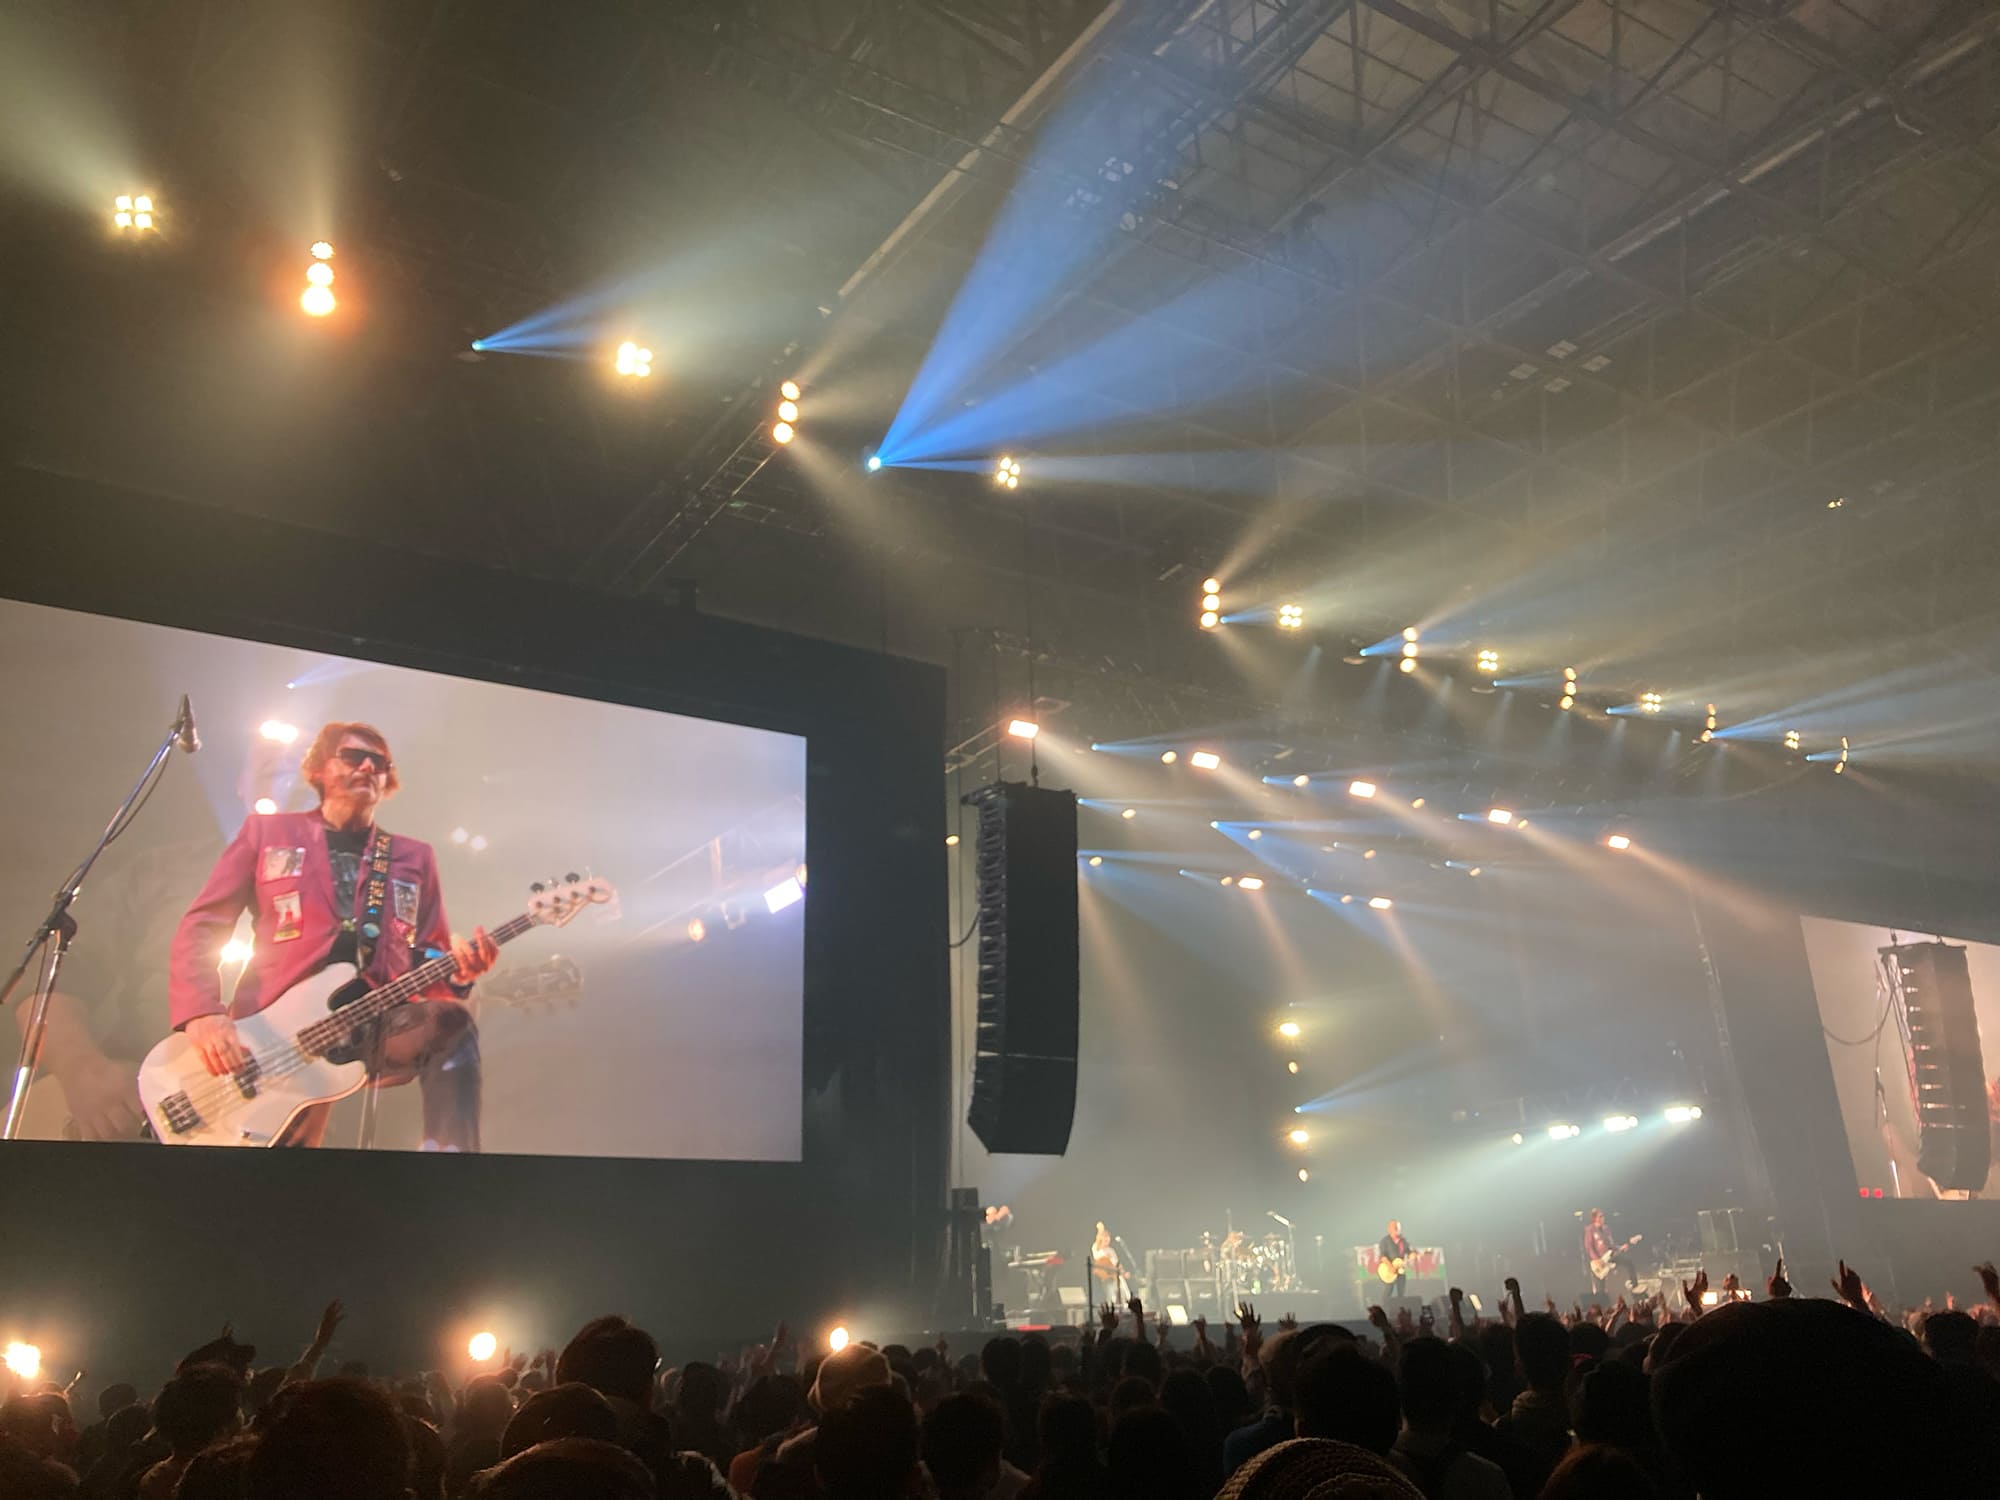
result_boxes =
[175,695,201,754]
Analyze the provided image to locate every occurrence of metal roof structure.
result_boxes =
[9,1,2000,741]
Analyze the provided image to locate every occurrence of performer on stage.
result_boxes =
[1090,1221,1131,1302]
[1583,1208,1617,1295]
[168,723,496,1149]
[1378,1219,1413,1296]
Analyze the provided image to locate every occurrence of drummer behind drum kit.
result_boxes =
[1144,1228,1306,1313]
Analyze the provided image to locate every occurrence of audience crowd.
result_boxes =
[5,1257,1999,1499]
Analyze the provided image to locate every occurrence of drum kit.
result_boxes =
[1208,1228,1304,1297]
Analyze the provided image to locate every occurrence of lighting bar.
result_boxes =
[1486,808,1514,825]
[1476,649,1499,674]
[1348,779,1377,799]
[1189,750,1221,770]
[1603,1114,1639,1132]
[1367,896,1393,910]
[1006,719,1039,740]
[1664,1104,1703,1124]
[1605,834,1632,851]
[1237,876,1265,891]
[1277,604,1304,630]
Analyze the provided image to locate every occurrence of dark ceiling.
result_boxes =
[6,0,2000,757]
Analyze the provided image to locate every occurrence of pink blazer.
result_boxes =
[168,809,457,1030]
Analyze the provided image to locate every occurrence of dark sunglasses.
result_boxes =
[336,746,394,774]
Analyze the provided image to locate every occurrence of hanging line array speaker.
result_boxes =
[963,782,1079,1155]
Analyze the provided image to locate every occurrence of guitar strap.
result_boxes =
[354,827,395,970]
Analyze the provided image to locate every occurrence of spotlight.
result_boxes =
[1298,1168,1310,1182]
[866,454,883,472]
[1563,667,1578,683]
[1278,1021,1301,1039]
[1189,751,1221,770]
[827,1325,851,1353]
[614,340,654,378]
[1348,780,1377,799]
[300,284,336,317]
[1836,736,1849,774]
[1664,1105,1702,1124]
[1277,604,1304,630]
[1411,797,1425,809]
[777,399,800,422]
[305,260,334,286]
[252,797,278,816]
[1200,612,1220,630]
[780,380,801,402]
[1603,1114,1639,1133]
[1367,896,1393,910]
[310,240,334,261]
[1559,696,1575,711]
[1403,627,1419,642]
[1486,808,1514,825]
[218,937,253,967]
[467,1331,498,1363]
[1202,593,1221,611]
[4,1342,42,1380]
[764,877,805,914]
[1160,751,1178,765]
[468,835,488,853]
[1700,730,1713,742]
[1293,774,1309,788]
[113,193,157,232]
[1339,895,1353,904]
[1401,640,1419,658]
[1121,808,1136,819]
[994,456,1022,488]
[259,720,299,744]
[1547,1123,1580,1141]
[1247,829,1263,840]
[771,421,795,444]
[1237,877,1265,891]
[945,834,960,847]
[1286,1061,1300,1075]
[1287,1127,1310,1146]
[1640,692,1663,714]
[1476,649,1499,674]
[1784,730,1801,752]
[451,828,470,845]
[1605,834,1632,851]
[299,241,337,318]
[1202,577,1221,593]
[1007,719,1040,740]
[1087,855,1103,867]
[1706,704,1718,731]
[1399,658,1416,674]
[1362,849,1376,859]
[687,918,707,943]
[1510,1132,1524,1146]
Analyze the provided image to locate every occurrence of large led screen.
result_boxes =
[0,600,805,1160]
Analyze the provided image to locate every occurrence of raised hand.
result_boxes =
[1365,1305,1389,1328]
[312,1300,344,1349]
[1975,1262,2000,1306]
[1767,1256,1792,1299]
[1128,1295,1145,1327]
[1099,1303,1121,1335]
[1237,1301,1260,1333]
[1683,1269,1709,1312]
[1277,1312,1299,1332]
[1831,1259,1866,1308]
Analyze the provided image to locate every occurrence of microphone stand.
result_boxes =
[1,702,191,1140]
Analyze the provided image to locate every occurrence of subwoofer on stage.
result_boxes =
[963,782,1079,1155]
[1879,940,1990,1192]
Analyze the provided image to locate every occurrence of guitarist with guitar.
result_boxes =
[166,723,497,1150]
[1377,1218,1413,1297]
[1583,1208,1642,1295]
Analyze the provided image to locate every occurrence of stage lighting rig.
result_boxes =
[1640,692,1663,714]
[772,380,801,444]
[299,240,336,318]
[1277,604,1304,630]
[1198,577,1221,631]
[994,455,1021,489]
[1702,704,1718,742]
[1476,648,1499,674]
[1605,834,1632,851]
[614,340,653,378]
[1560,666,1577,711]
[113,193,156,231]
[1784,729,1801,752]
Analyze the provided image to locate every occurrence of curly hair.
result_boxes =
[301,721,401,797]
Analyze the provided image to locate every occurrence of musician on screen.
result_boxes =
[168,722,496,1149]
[1378,1219,1412,1297]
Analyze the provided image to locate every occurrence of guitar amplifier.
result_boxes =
[1880,941,1991,1191]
